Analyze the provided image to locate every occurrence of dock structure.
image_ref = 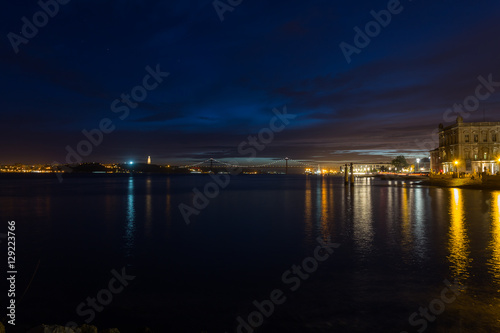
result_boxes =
[343,163,355,186]
[350,162,354,185]
[344,164,349,185]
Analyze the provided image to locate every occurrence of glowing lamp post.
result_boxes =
[416,158,420,173]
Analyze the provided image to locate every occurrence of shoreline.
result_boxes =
[417,176,500,190]
[367,174,500,190]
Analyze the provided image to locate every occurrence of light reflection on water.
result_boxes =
[117,176,499,286]
[4,175,500,331]
[401,186,412,253]
[304,176,313,242]
[413,187,427,260]
[352,183,374,255]
[489,191,500,287]
[319,177,331,242]
[124,176,136,257]
[145,177,152,235]
[106,177,500,331]
[447,188,471,283]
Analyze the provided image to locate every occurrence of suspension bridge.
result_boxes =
[179,157,321,174]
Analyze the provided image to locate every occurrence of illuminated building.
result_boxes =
[352,163,393,174]
[431,116,500,173]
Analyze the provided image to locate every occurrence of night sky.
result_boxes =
[2,0,500,165]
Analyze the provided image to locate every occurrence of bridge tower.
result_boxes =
[210,158,214,172]
[285,157,289,175]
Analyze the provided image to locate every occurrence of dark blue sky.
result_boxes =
[2,0,500,165]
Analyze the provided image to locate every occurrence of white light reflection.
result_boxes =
[145,177,152,235]
[353,186,374,255]
[412,188,427,260]
[124,176,136,257]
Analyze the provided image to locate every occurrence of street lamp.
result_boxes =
[416,158,420,173]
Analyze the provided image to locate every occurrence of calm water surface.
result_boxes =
[1,174,500,332]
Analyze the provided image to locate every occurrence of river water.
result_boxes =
[1,174,500,332]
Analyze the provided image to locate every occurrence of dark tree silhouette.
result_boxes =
[391,155,408,171]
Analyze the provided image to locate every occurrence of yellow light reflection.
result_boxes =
[304,176,312,242]
[447,188,471,282]
[488,192,500,286]
[319,177,331,240]
[401,187,412,251]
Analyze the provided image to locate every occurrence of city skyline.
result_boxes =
[3,1,500,165]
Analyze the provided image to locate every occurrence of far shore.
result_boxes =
[370,173,500,190]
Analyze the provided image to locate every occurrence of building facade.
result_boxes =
[415,157,431,172]
[353,162,393,173]
[431,116,500,174]
[430,148,440,173]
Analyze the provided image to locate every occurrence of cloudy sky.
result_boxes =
[2,0,500,165]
